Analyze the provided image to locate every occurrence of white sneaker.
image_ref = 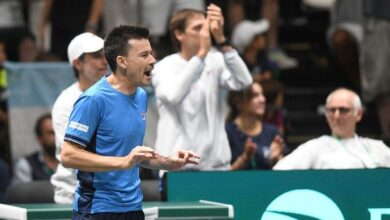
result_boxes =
[269,48,298,70]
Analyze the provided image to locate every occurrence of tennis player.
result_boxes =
[61,25,199,220]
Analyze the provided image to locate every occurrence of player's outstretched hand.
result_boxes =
[169,149,200,170]
[122,146,157,169]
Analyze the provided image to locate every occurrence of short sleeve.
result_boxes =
[64,96,100,147]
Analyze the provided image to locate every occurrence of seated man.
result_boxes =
[274,88,390,170]
[13,113,58,182]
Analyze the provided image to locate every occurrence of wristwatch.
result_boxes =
[216,39,230,50]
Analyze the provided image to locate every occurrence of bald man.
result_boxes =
[274,88,390,170]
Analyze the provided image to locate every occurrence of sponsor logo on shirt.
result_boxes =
[69,121,89,133]
[141,112,146,120]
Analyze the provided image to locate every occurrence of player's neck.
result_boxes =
[107,73,137,95]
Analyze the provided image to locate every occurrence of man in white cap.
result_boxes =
[231,19,270,55]
[232,19,286,135]
[50,32,107,204]
[231,19,272,82]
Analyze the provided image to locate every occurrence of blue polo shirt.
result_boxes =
[64,76,147,214]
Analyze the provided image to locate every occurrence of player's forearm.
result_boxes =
[61,141,126,172]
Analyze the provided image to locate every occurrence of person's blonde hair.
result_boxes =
[169,9,206,51]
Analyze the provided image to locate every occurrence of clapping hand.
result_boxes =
[207,3,225,44]
[244,137,258,159]
[197,15,212,58]
[269,135,284,163]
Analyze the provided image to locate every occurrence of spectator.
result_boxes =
[226,0,298,69]
[39,0,104,60]
[50,32,107,204]
[13,113,59,182]
[104,0,204,37]
[61,25,199,219]
[327,0,363,93]
[274,88,390,170]
[226,81,285,170]
[231,19,286,134]
[152,4,252,171]
[360,0,390,145]
[0,0,42,62]
[103,0,205,60]
[231,19,274,81]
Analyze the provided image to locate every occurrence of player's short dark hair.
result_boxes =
[104,25,150,72]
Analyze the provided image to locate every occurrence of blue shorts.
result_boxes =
[72,210,144,220]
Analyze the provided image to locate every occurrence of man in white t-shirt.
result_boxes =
[50,32,107,204]
[274,88,390,170]
[152,4,252,171]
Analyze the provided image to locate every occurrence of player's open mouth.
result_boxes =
[144,71,151,77]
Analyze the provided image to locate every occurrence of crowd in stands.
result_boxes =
[1,0,390,206]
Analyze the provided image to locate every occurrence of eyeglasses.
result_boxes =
[326,107,351,115]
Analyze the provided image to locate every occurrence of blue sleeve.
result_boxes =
[64,96,100,147]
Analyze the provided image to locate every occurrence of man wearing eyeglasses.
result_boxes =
[273,88,390,170]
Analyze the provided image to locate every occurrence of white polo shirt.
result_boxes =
[50,82,82,204]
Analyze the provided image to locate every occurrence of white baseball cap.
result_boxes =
[67,32,104,65]
[231,19,270,53]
